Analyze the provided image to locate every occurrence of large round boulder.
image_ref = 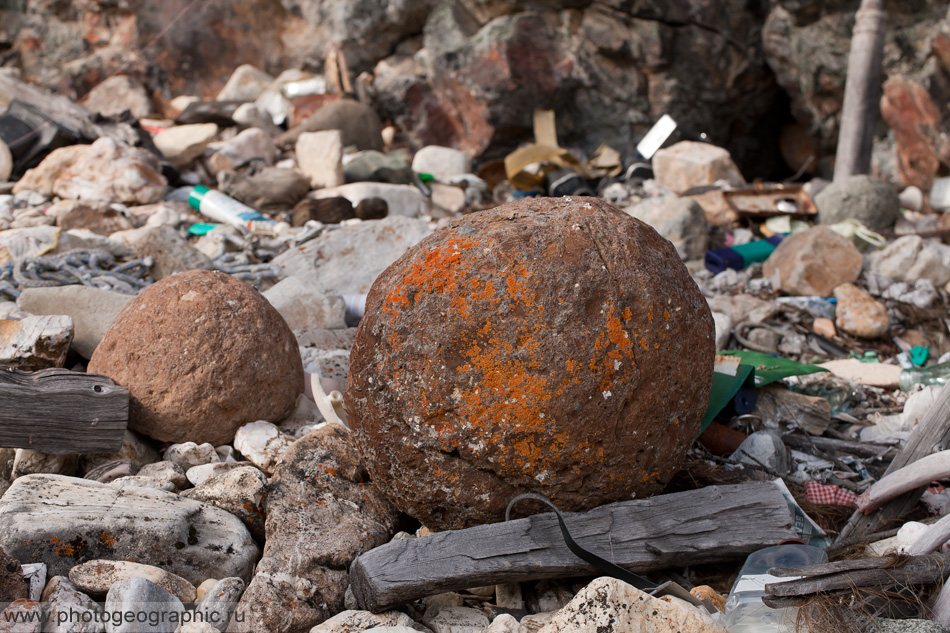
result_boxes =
[346,197,715,530]
[89,270,303,446]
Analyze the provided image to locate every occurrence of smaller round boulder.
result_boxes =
[815,175,900,231]
[89,270,303,446]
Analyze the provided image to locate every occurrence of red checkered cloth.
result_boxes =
[804,481,857,507]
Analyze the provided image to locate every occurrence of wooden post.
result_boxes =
[835,381,950,548]
[351,482,797,612]
[833,0,887,181]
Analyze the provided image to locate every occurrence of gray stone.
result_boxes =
[279,100,384,152]
[195,577,246,632]
[104,577,185,633]
[109,476,176,492]
[307,609,418,633]
[534,577,725,633]
[0,315,73,370]
[42,575,103,633]
[164,443,220,471]
[263,277,346,332]
[227,426,397,633]
[815,175,901,231]
[55,229,134,258]
[344,151,412,184]
[232,421,294,475]
[0,600,41,632]
[69,560,197,604]
[83,459,138,484]
[0,301,30,320]
[110,225,215,280]
[81,76,153,119]
[278,395,323,438]
[53,138,167,205]
[411,146,471,183]
[185,462,257,487]
[871,236,950,287]
[216,65,275,102]
[177,623,220,633]
[79,431,160,474]
[136,461,189,491]
[300,349,350,385]
[712,311,732,351]
[730,431,789,475]
[423,593,465,608]
[297,131,344,189]
[153,124,220,170]
[17,285,132,359]
[11,450,76,480]
[872,619,950,633]
[208,128,277,173]
[271,216,432,296]
[312,183,425,218]
[487,614,524,633]
[232,103,282,136]
[0,474,259,586]
[13,145,88,198]
[623,197,708,260]
[430,183,467,216]
[422,606,489,633]
[218,168,311,212]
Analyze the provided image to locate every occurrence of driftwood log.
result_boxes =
[763,553,950,609]
[351,482,797,612]
[836,381,950,547]
[0,368,128,454]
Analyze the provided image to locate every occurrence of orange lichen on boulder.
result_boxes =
[346,197,715,530]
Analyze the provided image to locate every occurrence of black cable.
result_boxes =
[505,493,657,592]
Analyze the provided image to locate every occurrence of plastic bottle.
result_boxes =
[722,543,828,632]
[188,186,275,235]
[899,361,950,392]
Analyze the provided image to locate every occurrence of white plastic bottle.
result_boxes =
[722,543,827,632]
[188,186,275,235]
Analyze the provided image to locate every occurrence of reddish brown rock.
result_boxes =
[346,197,715,530]
[834,283,889,340]
[88,271,303,446]
[881,77,944,191]
[763,226,863,297]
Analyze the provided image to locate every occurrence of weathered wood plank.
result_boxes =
[763,553,950,606]
[351,482,797,612]
[0,368,128,454]
[835,381,950,547]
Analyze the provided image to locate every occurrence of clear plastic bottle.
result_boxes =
[722,543,828,632]
[899,361,950,392]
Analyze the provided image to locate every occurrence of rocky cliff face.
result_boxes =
[1,0,947,181]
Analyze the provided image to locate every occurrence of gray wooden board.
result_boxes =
[351,482,797,612]
[0,368,128,454]
[763,553,950,604]
[836,381,950,546]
